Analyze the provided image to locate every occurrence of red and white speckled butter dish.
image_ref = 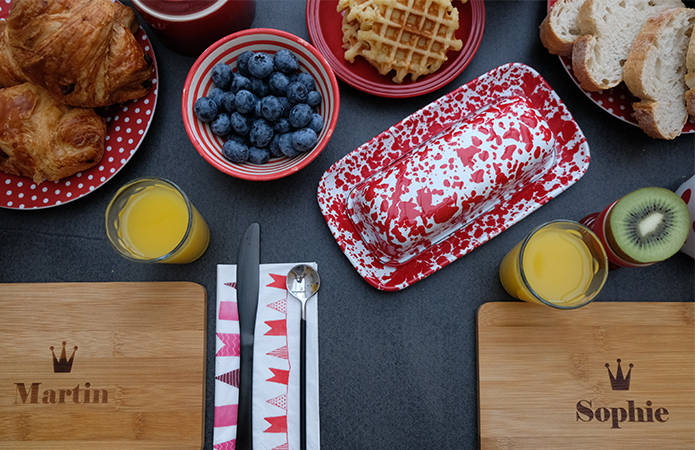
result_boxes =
[317,63,590,291]
[346,96,557,266]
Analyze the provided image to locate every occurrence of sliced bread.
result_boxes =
[686,30,694,118]
[539,0,587,56]
[624,8,695,140]
[572,0,684,92]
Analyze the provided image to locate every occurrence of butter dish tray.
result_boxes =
[317,62,590,291]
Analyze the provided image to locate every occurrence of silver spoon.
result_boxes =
[286,264,320,450]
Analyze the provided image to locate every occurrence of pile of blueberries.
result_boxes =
[194,49,324,165]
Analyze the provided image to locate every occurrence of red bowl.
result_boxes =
[182,29,341,181]
[131,0,256,57]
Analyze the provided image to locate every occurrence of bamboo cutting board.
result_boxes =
[477,302,694,450]
[0,282,207,449]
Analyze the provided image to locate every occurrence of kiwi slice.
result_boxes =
[606,187,690,264]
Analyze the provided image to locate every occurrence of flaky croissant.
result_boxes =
[0,22,26,88]
[3,0,153,107]
[0,82,106,184]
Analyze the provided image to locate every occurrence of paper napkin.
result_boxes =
[214,263,320,450]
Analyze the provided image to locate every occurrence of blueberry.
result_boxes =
[268,134,283,158]
[297,72,316,92]
[268,71,290,96]
[307,90,322,107]
[249,119,274,147]
[236,51,254,77]
[230,111,252,135]
[231,74,251,93]
[248,146,270,164]
[308,113,324,134]
[211,113,232,136]
[220,91,236,113]
[254,100,263,118]
[288,103,313,128]
[260,96,283,122]
[208,87,225,107]
[278,97,292,117]
[250,77,269,98]
[234,90,258,114]
[194,96,218,122]
[211,63,233,89]
[278,132,300,158]
[273,49,299,74]
[292,128,318,152]
[286,81,308,104]
[222,138,249,163]
[225,133,249,147]
[247,52,275,79]
[274,118,292,134]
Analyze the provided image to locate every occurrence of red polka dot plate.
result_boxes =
[306,0,485,98]
[547,0,694,134]
[317,63,590,291]
[0,2,159,210]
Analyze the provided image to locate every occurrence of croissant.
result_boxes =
[0,21,25,88]
[0,82,106,184]
[4,0,153,107]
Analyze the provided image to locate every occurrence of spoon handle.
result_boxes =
[300,316,307,450]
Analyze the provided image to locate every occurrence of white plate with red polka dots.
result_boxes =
[0,3,159,210]
[547,0,694,134]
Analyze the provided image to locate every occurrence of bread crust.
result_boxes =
[572,0,685,92]
[539,15,569,56]
[540,0,586,57]
[686,31,695,118]
[624,7,694,140]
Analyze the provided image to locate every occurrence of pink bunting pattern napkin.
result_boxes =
[214,263,320,450]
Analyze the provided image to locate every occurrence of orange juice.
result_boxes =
[106,178,210,263]
[499,221,608,308]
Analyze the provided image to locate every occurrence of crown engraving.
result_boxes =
[50,342,78,373]
[605,359,633,391]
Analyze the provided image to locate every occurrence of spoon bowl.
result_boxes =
[286,264,321,320]
[286,263,320,450]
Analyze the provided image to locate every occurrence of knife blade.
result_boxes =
[236,223,260,450]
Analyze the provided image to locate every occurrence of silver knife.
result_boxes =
[236,223,260,450]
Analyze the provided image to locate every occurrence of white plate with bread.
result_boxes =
[541,0,694,139]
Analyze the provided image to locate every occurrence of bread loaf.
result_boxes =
[624,8,694,140]
[539,0,586,57]
[572,0,684,92]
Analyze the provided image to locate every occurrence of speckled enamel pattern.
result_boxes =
[346,96,557,265]
[317,63,590,291]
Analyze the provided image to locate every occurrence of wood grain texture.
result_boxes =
[0,282,207,449]
[477,302,694,450]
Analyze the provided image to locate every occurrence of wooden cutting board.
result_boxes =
[477,302,694,450]
[0,282,207,449]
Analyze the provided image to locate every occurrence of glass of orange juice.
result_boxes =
[105,177,210,264]
[499,220,608,309]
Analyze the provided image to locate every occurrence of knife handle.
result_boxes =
[300,317,307,450]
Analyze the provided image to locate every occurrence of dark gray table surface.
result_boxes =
[1,1,694,449]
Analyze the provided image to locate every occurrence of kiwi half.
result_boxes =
[606,187,690,264]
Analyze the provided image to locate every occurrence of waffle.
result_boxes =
[337,0,464,83]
